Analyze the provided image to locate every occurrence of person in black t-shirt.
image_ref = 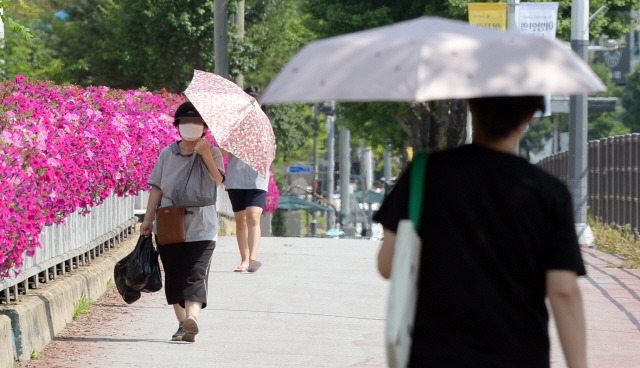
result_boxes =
[375,96,587,368]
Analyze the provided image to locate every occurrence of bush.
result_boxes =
[272,209,288,236]
[0,75,281,277]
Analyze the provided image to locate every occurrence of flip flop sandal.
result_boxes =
[234,265,248,272]
[248,260,262,273]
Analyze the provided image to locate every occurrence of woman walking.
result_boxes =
[141,102,225,342]
[226,86,268,273]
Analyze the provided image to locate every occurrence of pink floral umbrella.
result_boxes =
[184,70,276,177]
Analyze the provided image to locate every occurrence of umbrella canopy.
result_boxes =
[261,16,605,104]
[185,70,276,177]
[354,190,385,204]
[278,196,333,211]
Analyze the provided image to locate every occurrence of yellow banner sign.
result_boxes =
[468,3,508,30]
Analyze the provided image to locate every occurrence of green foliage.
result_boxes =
[48,0,216,92]
[1,1,60,81]
[243,0,313,88]
[30,349,43,360]
[267,103,313,162]
[72,291,96,319]
[555,0,640,41]
[272,168,286,188]
[338,102,407,154]
[621,63,640,132]
[588,62,627,139]
[0,0,33,39]
[526,60,628,153]
[271,209,288,236]
[589,220,640,268]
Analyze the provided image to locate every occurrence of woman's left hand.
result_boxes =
[194,139,212,157]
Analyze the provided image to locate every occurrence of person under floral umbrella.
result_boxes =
[224,86,269,273]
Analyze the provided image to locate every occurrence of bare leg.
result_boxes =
[185,300,202,319]
[234,210,250,268]
[182,300,202,342]
[172,304,186,322]
[246,206,264,261]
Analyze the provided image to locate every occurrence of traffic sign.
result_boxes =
[289,165,313,174]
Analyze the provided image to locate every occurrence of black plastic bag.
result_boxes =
[172,154,217,207]
[125,235,155,290]
[141,249,162,293]
[114,253,141,304]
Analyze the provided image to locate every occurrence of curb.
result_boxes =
[0,316,11,368]
[0,230,139,367]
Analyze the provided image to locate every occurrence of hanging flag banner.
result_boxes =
[519,2,559,117]
[519,2,559,37]
[468,3,508,30]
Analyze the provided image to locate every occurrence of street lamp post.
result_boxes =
[326,106,336,230]
[311,105,319,236]
[569,0,594,246]
[214,0,229,79]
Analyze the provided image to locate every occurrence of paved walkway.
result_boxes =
[550,247,640,368]
[20,236,640,368]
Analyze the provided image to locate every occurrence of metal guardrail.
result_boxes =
[0,194,137,304]
[537,133,640,232]
[1,186,236,303]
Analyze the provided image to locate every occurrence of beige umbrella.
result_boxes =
[261,16,606,104]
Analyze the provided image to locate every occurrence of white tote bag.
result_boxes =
[385,152,429,368]
[385,219,422,368]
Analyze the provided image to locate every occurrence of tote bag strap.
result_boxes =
[408,151,430,231]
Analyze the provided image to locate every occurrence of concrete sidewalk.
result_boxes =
[14,235,640,367]
[22,236,389,368]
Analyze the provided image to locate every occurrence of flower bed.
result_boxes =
[0,76,278,278]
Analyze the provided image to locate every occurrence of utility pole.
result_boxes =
[311,105,319,236]
[507,0,520,32]
[569,0,594,246]
[232,0,244,88]
[339,126,351,231]
[384,143,392,195]
[359,138,368,236]
[361,143,373,236]
[214,0,229,79]
[326,105,336,230]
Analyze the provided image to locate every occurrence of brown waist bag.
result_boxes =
[155,206,186,245]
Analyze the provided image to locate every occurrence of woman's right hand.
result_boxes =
[140,220,153,236]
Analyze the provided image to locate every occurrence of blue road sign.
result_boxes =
[289,165,313,174]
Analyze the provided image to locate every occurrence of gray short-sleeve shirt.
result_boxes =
[147,141,225,242]
[224,154,268,191]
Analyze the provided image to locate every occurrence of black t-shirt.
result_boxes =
[374,144,586,368]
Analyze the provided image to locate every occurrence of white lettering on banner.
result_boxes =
[518,2,559,117]
[520,21,556,33]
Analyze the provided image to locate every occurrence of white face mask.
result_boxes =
[179,124,204,141]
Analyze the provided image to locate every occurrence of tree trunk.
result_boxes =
[395,99,468,157]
